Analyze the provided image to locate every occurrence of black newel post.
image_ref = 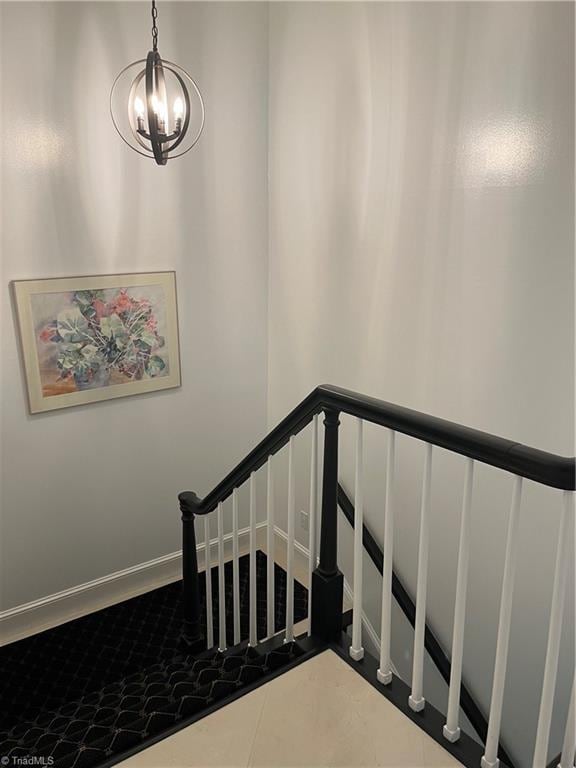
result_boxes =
[179,491,205,653]
[310,408,344,641]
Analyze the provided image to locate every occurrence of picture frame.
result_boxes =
[12,271,181,414]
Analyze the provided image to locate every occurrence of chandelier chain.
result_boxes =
[151,0,158,51]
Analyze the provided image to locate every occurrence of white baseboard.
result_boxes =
[0,522,267,646]
[273,525,310,560]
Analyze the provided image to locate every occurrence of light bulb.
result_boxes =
[152,94,166,117]
[151,94,167,133]
[173,97,184,120]
[134,96,145,118]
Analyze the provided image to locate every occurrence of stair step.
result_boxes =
[0,553,310,768]
[0,639,313,768]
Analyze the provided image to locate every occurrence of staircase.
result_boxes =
[2,385,574,768]
[0,553,315,768]
[177,385,575,768]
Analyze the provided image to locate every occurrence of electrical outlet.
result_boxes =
[300,509,309,531]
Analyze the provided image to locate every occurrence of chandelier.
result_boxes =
[110,0,205,166]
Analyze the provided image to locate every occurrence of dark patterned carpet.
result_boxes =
[0,551,308,768]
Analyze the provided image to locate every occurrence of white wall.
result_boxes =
[0,2,269,610]
[268,3,574,766]
[0,2,573,764]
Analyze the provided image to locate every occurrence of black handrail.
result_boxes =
[337,482,516,768]
[180,385,574,517]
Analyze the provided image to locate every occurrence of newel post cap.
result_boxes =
[178,491,202,520]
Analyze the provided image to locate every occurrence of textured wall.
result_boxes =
[267,3,574,765]
[0,2,269,609]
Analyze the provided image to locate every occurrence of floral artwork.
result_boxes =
[13,273,181,413]
[35,287,168,395]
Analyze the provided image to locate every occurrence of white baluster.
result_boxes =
[377,429,396,684]
[558,675,576,768]
[249,471,258,646]
[316,430,322,569]
[481,476,523,767]
[217,501,227,651]
[232,488,240,646]
[267,456,275,639]
[350,418,365,661]
[533,491,573,767]
[204,515,214,649]
[308,415,319,637]
[443,458,475,743]
[409,442,433,711]
[286,435,296,642]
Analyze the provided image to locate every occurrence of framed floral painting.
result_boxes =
[13,271,181,413]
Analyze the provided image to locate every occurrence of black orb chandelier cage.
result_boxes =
[110,0,205,166]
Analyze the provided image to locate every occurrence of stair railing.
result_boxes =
[178,384,575,768]
[337,481,516,768]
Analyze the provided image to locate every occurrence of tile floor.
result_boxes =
[119,649,463,768]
